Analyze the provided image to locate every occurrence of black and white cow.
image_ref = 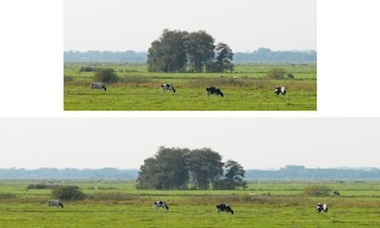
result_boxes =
[274,86,286,95]
[333,191,340,196]
[206,87,224,97]
[216,204,234,214]
[154,201,169,210]
[48,199,64,208]
[287,73,294,79]
[316,203,328,213]
[91,82,107,91]
[161,83,176,93]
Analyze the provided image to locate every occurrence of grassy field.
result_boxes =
[64,62,316,111]
[0,180,379,227]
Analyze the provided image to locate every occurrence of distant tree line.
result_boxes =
[2,165,378,180]
[64,50,147,62]
[246,165,380,179]
[137,146,247,190]
[64,48,316,63]
[0,167,138,179]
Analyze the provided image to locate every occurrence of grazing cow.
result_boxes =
[154,201,169,210]
[316,203,328,213]
[274,86,286,95]
[216,204,234,214]
[47,199,64,208]
[287,73,294,79]
[91,82,107,91]
[161,83,176,93]
[206,87,224,97]
[333,191,340,196]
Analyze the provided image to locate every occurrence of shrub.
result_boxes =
[94,68,119,83]
[64,75,74,83]
[27,184,57,189]
[303,185,332,197]
[266,67,286,79]
[79,66,99,72]
[51,185,85,200]
[0,192,16,199]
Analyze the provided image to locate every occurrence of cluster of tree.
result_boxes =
[136,147,247,190]
[147,29,234,73]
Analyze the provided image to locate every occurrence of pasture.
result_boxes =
[0,179,379,227]
[64,63,316,110]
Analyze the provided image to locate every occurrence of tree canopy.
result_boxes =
[137,146,246,190]
[147,29,234,73]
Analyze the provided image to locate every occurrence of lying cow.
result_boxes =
[316,203,328,213]
[216,204,234,214]
[274,86,286,95]
[206,87,224,97]
[161,83,176,93]
[154,201,169,210]
[47,199,64,208]
[91,82,107,91]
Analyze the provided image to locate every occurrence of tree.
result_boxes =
[222,160,247,190]
[94,68,119,83]
[147,29,188,72]
[187,148,224,190]
[137,147,189,189]
[207,43,234,73]
[185,31,215,73]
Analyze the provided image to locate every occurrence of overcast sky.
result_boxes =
[1,118,379,170]
[1,1,380,170]
[64,0,316,52]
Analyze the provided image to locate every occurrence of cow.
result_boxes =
[91,82,107,91]
[333,191,340,196]
[154,201,169,210]
[287,73,294,79]
[206,87,224,97]
[47,199,64,208]
[316,203,328,213]
[161,83,176,93]
[216,204,234,214]
[274,86,286,95]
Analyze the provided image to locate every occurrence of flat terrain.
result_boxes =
[1,180,379,227]
[64,63,316,110]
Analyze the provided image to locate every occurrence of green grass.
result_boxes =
[64,63,316,110]
[0,180,379,227]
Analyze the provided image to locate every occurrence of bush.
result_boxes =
[94,68,119,83]
[303,185,332,197]
[0,192,16,199]
[64,75,74,83]
[266,67,286,79]
[51,185,85,200]
[27,184,57,189]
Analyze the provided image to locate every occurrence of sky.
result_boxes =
[64,0,316,52]
[1,1,380,170]
[1,118,379,170]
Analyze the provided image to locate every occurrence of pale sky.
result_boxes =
[1,118,379,170]
[1,1,380,171]
[64,0,316,52]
